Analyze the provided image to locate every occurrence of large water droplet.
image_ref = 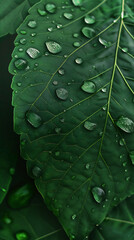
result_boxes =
[56,88,68,100]
[37,8,47,16]
[46,3,56,13]
[26,111,42,128]
[81,81,96,93]
[84,15,95,24]
[16,231,29,240]
[82,27,95,38]
[84,121,96,131]
[129,151,134,165]
[91,187,105,203]
[75,57,83,64]
[116,116,134,133]
[63,12,73,20]
[26,48,41,59]
[32,166,42,178]
[99,37,112,47]
[28,20,37,28]
[72,0,82,6]
[46,41,62,54]
[14,59,28,70]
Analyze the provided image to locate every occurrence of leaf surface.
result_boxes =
[9,0,134,239]
[0,0,40,37]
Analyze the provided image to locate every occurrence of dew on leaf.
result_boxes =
[73,41,80,47]
[72,214,77,220]
[55,151,60,156]
[75,57,83,64]
[3,216,12,224]
[129,151,134,165]
[32,166,42,178]
[72,0,82,6]
[85,163,90,169]
[46,3,56,13]
[16,231,29,240]
[57,24,63,29]
[46,41,62,54]
[84,121,96,131]
[20,30,27,35]
[81,81,96,93]
[31,33,37,37]
[27,20,37,28]
[58,68,65,75]
[20,38,26,45]
[91,187,105,203]
[1,188,6,192]
[99,37,112,47]
[122,47,128,53]
[84,15,95,24]
[53,80,58,85]
[56,88,68,100]
[26,111,42,128]
[119,138,125,146]
[116,116,134,133]
[48,27,53,32]
[63,12,73,19]
[26,48,41,59]
[82,27,95,38]
[37,8,47,16]
[18,48,23,52]
[73,33,79,38]
[123,162,127,167]
[126,177,130,181]
[14,59,28,70]
[9,168,15,175]
[101,87,107,93]
[55,127,61,134]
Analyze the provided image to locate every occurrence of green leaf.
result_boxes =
[0,0,40,37]
[0,35,19,204]
[9,0,134,239]
[90,195,134,240]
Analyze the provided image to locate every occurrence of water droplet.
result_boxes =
[14,59,28,70]
[122,47,128,53]
[37,8,47,16]
[46,3,56,13]
[73,33,79,38]
[99,37,112,47]
[3,215,12,224]
[56,88,68,100]
[126,177,130,181]
[26,111,42,128]
[60,118,65,123]
[85,163,90,169]
[81,81,96,93]
[129,151,134,165]
[58,68,65,75]
[73,41,80,47]
[18,48,23,52]
[116,116,134,133]
[63,12,73,20]
[53,80,58,86]
[82,27,95,38]
[84,15,95,24]
[46,41,62,54]
[16,231,28,240]
[72,214,77,220]
[32,166,42,178]
[123,161,127,167]
[84,121,96,131]
[91,187,105,203]
[1,188,6,192]
[31,32,37,37]
[57,24,63,29]
[26,48,41,59]
[9,168,15,175]
[55,151,60,156]
[72,0,82,6]
[48,27,53,32]
[75,57,83,64]
[119,138,125,146]
[55,127,61,134]
[20,30,27,35]
[28,20,37,28]
[101,87,107,93]
[8,183,34,209]
[20,38,26,45]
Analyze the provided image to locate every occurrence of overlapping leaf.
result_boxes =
[9,0,134,239]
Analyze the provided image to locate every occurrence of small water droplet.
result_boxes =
[26,48,41,59]
[1,188,6,192]
[3,215,12,224]
[129,151,134,165]
[73,33,79,38]
[46,3,56,13]
[20,38,26,45]
[99,37,112,47]
[16,231,29,240]
[28,20,37,28]
[122,47,128,53]
[46,41,62,54]
[119,138,125,146]
[58,68,65,75]
[55,151,60,156]
[37,8,47,16]
[116,116,134,133]
[82,27,95,38]
[56,23,63,29]
[63,12,73,20]
[72,0,82,6]
[85,163,90,169]
[48,27,53,32]
[91,187,105,203]
[123,161,127,167]
[32,166,42,178]
[26,111,42,128]
[14,59,28,70]
[84,121,96,131]
[31,32,37,37]
[101,87,107,93]
[60,118,65,123]
[56,88,68,100]
[18,48,23,52]
[53,80,58,86]
[20,30,27,35]
[75,57,83,64]
[72,214,77,220]
[84,15,95,24]
[55,127,61,134]
[73,41,80,47]
[9,168,15,175]
[126,177,130,181]
[81,81,96,93]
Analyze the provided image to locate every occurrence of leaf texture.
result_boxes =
[9,0,134,239]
